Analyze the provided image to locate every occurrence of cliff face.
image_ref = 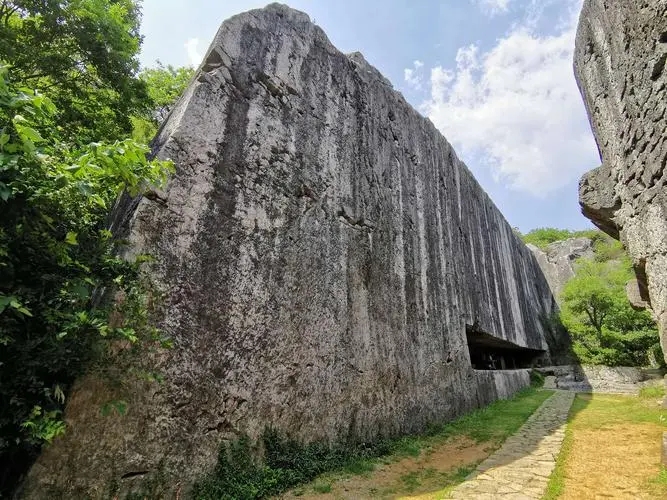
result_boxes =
[528,238,595,301]
[575,0,667,357]
[25,4,563,497]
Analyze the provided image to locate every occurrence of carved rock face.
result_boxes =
[24,4,563,497]
[575,0,667,358]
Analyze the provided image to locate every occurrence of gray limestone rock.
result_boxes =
[575,0,667,360]
[24,4,565,497]
[626,278,651,310]
[528,237,594,301]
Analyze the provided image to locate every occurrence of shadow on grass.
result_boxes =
[389,368,597,500]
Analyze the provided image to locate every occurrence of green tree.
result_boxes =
[131,63,195,144]
[0,64,172,493]
[561,259,624,339]
[560,257,660,366]
[141,63,194,124]
[0,0,149,142]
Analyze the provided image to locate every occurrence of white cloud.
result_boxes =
[404,60,425,89]
[185,38,203,67]
[422,0,598,197]
[475,0,512,16]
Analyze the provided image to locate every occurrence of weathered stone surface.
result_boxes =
[537,364,663,393]
[627,278,651,310]
[24,4,564,497]
[575,0,667,359]
[528,237,594,300]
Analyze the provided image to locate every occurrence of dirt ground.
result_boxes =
[279,436,492,500]
[559,394,667,500]
[560,423,664,499]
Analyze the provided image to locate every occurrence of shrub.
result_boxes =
[530,370,545,387]
[0,64,172,493]
[192,430,389,500]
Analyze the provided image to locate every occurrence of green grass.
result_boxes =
[438,388,553,444]
[570,393,666,428]
[193,388,554,499]
[651,466,667,486]
[312,482,332,494]
[415,465,479,498]
[400,471,423,491]
[543,392,667,499]
[542,416,575,500]
[646,465,667,499]
[639,384,665,400]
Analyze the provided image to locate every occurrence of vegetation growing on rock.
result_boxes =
[521,227,599,249]
[522,228,662,367]
[192,389,552,500]
[0,1,193,494]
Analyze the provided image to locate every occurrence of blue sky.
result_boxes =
[138,0,599,233]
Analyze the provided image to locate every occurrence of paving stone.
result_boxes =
[447,390,574,499]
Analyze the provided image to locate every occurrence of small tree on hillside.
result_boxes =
[561,259,622,340]
[560,257,661,366]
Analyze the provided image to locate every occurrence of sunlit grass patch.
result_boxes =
[544,392,667,499]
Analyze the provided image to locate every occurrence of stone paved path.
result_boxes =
[448,390,575,499]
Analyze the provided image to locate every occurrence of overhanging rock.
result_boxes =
[24,4,565,497]
[575,0,667,359]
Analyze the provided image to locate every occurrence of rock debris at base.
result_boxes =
[449,391,575,500]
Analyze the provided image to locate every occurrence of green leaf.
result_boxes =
[1,297,33,317]
[91,194,106,208]
[14,123,43,144]
[101,400,128,417]
[16,306,33,317]
[115,401,128,416]
[71,283,90,299]
[65,232,78,245]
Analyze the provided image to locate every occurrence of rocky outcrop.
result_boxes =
[24,4,564,497]
[575,0,667,359]
[627,278,652,310]
[528,238,594,300]
[538,364,664,394]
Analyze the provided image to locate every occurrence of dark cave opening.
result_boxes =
[466,324,545,370]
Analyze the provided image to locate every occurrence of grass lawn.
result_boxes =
[544,385,667,499]
[280,388,554,499]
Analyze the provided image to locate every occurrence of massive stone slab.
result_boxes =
[575,0,667,358]
[24,4,564,497]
